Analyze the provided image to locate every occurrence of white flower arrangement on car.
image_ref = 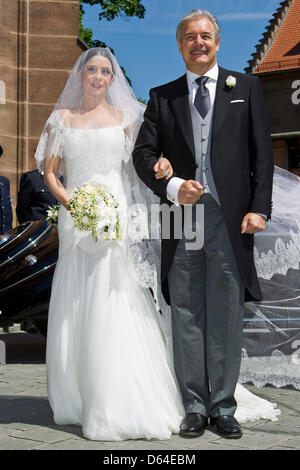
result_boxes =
[68,182,121,242]
[46,204,60,225]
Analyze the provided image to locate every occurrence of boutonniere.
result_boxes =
[226,75,236,88]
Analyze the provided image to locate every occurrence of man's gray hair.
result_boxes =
[176,9,221,43]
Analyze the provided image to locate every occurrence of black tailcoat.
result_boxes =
[132,67,274,303]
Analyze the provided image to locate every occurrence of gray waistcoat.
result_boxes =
[190,101,220,205]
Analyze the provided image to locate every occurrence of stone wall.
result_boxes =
[0,0,86,224]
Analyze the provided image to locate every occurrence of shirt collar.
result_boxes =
[186,63,219,90]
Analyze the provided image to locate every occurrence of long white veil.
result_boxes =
[240,166,300,390]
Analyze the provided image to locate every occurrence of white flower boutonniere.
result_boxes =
[226,75,236,88]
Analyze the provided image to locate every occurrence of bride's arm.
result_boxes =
[153,157,174,180]
[44,156,70,210]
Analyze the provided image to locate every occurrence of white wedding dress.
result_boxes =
[46,123,280,441]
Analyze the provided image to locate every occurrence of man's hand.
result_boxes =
[153,158,174,180]
[241,213,266,234]
[178,180,204,205]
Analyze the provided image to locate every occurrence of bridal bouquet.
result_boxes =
[68,182,121,242]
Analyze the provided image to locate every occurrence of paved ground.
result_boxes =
[0,332,299,452]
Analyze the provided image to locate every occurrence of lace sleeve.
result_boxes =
[121,108,135,129]
[121,108,136,163]
[122,135,134,163]
[34,110,65,174]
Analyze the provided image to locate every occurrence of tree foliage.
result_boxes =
[79,2,146,86]
[81,0,145,22]
[79,4,107,50]
[79,0,146,88]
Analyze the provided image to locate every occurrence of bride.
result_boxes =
[34,47,280,441]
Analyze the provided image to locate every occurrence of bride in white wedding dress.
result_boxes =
[34,48,280,441]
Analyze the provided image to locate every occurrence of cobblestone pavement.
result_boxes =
[0,332,299,451]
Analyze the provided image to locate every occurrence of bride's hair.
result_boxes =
[81,48,116,76]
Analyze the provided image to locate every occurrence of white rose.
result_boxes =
[226,75,236,88]
[97,219,109,231]
[95,196,106,207]
[81,215,90,225]
[103,207,115,219]
[95,206,104,218]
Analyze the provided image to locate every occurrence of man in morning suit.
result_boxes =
[132,10,274,439]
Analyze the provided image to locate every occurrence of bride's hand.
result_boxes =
[65,200,71,211]
[153,158,174,180]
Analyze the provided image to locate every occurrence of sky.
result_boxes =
[82,0,282,101]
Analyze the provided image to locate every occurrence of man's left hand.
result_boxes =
[241,213,266,234]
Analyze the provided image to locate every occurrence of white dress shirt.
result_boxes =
[166,63,219,205]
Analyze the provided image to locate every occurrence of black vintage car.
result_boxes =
[0,220,58,336]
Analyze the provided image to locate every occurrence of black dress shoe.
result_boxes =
[210,415,243,439]
[179,413,208,438]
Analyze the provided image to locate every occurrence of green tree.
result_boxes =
[79,1,146,87]
[79,4,108,50]
[81,0,145,21]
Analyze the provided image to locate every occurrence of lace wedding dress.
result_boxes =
[46,123,280,441]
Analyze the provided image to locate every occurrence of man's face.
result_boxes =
[178,17,220,73]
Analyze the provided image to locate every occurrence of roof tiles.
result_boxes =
[248,0,300,73]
